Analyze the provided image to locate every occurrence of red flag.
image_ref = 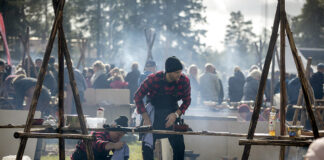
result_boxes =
[0,13,11,65]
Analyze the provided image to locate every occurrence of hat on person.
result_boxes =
[114,116,128,127]
[165,56,183,73]
[317,63,324,70]
[145,60,156,68]
[304,137,324,160]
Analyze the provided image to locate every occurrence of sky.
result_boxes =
[199,0,306,52]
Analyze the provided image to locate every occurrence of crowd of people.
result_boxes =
[0,56,323,119]
[0,55,323,110]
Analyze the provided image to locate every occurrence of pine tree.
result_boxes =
[224,11,256,55]
[292,0,324,48]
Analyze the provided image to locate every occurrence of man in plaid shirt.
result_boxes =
[71,116,129,160]
[134,56,191,160]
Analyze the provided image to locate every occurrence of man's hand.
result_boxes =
[105,141,124,150]
[165,113,177,128]
[142,112,152,126]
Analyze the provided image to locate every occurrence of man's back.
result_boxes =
[310,71,324,99]
[199,72,221,102]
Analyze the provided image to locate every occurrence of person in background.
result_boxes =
[188,64,199,106]
[21,57,37,78]
[237,104,252,121]
[44,70,57,96]
[71,116,129,160]
[228,66,245,102]
[310,63,324,100]
[85,68,94,88]
[138,60,157,85]
[64,62,87,114]
[242,69,261,101]
[0,59,12,95]
[35,58,42,73]
[12,76,51,116]
[109,68,128,89]
[199,63,224,104]
[260,107,271,121]
[125,62,141,103]
[91,60,109,89]
[82,68,88,79]
[105,64,111,76]
[48,56,58,82]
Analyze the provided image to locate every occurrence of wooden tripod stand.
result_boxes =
[240,0,320,159]
[14,0,94,159]
[144,28,156,63]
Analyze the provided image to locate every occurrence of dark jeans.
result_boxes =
[142,134,185,160]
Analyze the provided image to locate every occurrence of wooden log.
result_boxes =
[239,139,312,147]
[55,0,65,158]
[16,1,65,159]
[279,1,287,158]
[64,127,315,140]
[279,0,286,137]
[285,16,319,139]
[0,125,51,129]
[241,3,280,160]
[301,130,324,136]
[14,132,95,140]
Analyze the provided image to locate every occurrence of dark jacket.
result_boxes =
[44,71,57,96]
[92,74,110,89]
[310,72,324,99]
[125,70,141,102]
[243,76,259,101]
[228,71,245,102]
[64,68,87,103]
[287,77,300,105]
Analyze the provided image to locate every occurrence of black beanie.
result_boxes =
[165,56,183,73]
[114,116,128,127]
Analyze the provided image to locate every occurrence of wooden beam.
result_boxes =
[14,132,95,140]
[279,0,287,158]
[285,16,319,139]
[239,139,312,147]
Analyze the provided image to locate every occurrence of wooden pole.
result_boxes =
[14,132,95,140]
[241,3,280,160]
[56,0,65,157]
[19,27,37,78]
[239,139,312,147]
[144,28,156,62]
[76,39,86,69]
[270,48,276,106]
[279,0,287,159]
[285,18,319,138]
[15,1,64,159]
